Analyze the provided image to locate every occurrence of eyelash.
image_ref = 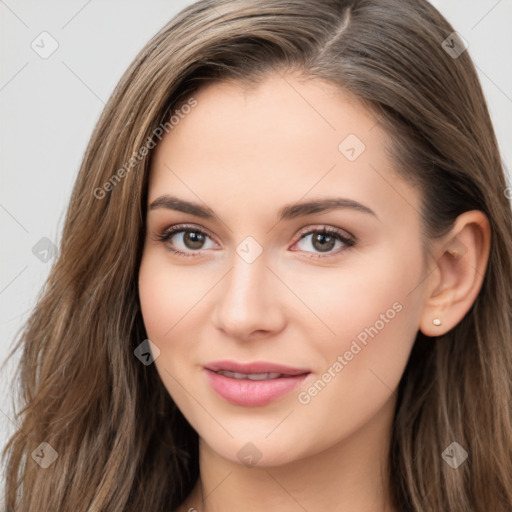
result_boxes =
[153,223,356,259]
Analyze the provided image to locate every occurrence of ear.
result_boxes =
[419,210,491,337]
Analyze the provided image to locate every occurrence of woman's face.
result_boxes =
[138,72,429,466]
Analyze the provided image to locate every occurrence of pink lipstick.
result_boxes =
[204,360,311,407]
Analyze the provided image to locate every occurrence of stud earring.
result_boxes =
[432,318,442,326]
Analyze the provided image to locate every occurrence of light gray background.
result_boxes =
[1,0,511,489]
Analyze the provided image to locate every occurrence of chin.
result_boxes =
[201,431,311,469]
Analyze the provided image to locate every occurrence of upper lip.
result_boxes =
[204,360,311,376]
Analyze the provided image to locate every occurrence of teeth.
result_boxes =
[217,370,283,380]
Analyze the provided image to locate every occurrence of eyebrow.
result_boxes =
[148,195,377,221]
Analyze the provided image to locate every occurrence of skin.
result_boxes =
[138,71,490,512]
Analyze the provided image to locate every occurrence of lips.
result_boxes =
[203,360,311,407]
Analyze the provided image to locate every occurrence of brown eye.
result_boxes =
[155,225,217,257]
[293,227,355,258]
[311,232,337,252]
[182,231,207,250]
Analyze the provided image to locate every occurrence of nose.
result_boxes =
[211,248,286,341]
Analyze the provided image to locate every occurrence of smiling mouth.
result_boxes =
[203,361,311,406]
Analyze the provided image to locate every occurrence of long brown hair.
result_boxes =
[3,0,512,510]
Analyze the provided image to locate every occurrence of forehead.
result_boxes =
[147,73,421,224]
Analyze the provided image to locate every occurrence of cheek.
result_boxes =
[138,264,173,340]
[296,302,415,454]
[290,246,424,418]
[138,249,208,340]
[288,245,422,349]
[138,250,205,422]
[137,249,219,378]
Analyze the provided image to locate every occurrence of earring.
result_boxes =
[432,318,442,326]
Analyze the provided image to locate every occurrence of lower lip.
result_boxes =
[204,369,310,407]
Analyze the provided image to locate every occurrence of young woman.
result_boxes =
[3,0,512,510]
